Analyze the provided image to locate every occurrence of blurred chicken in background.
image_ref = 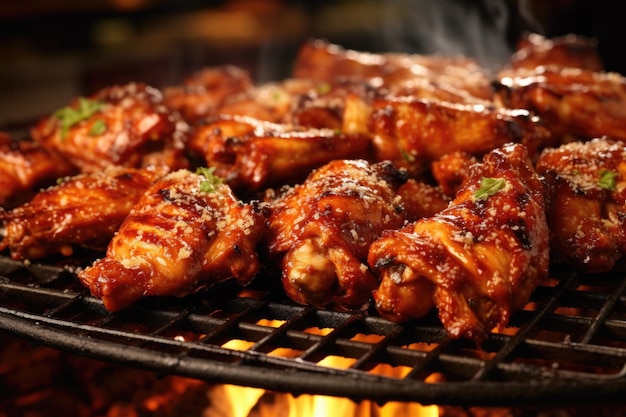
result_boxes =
[0,0,623,126]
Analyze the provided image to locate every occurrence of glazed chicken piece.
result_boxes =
[495,66,626,142]
[395,179,451,223]
[368,97,553,177]
[219,77,380,133]
[265,159,408,310]
[77,169,265,311]
[0,132,77,208]
[368,143,549,341]
[509,33,604,72]
[536,138,626,272]
[163,65,254,125]
[293,39,494,102]
[431,151,478,196]
[287,78,382,133]
[30,83,189,173]
[188,115,372,194]
[0,167,165,261]
[217,78,320,124]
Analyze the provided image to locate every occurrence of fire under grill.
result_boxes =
[2,254,626,407]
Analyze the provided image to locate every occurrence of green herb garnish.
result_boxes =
[54,97,104,139]
[401,150,416,162]
[474,177,508,201]
[196,167,223,193]
[317,82,331,95]
[598,169,618,191]
[88,118,107,136]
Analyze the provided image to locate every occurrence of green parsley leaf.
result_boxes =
[196,167,223,193]
[598,169,618,191]
[54,97,104,139]
[474,177,508,201]
[317,82,331,95]
[401,150,416,162]
[89,119,107,136]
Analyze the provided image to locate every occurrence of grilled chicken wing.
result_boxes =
[265,159,408,310]
[77,169,265,311]
[0,132,77,208]
[496,66,626,142]
[30,83,189,173]
[0,167,165,260]
[509,33,604,71]
[218,77,380,134]
[293,39,493,102]
[188,115,372,194]
[369,97,553,177]
[163,65,254,125]
[217,78,319,124]
[368,143,549,341]
[536,137,626,272]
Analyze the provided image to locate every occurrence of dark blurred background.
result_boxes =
[0,0,624,127]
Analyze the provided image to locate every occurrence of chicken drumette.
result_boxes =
[536,137,626,272]
[265,159,409,310]
[368,143,549,341]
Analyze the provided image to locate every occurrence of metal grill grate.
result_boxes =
[2,255,626,407]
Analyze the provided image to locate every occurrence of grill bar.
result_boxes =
[581,275,626,344]
[3,256,626,406]
[472,271,577,381]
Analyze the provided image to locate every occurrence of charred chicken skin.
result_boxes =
[368,143,549,341]
[0,167,165,261]
[0,132,77,208]
[496,66,626,142]
[536,137,626,272]
[30,83,189,173]
[265,159,408,310]
[188,115,372,194]
[77,169,265,312]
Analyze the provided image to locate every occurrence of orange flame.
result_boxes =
[215,320,440,417]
